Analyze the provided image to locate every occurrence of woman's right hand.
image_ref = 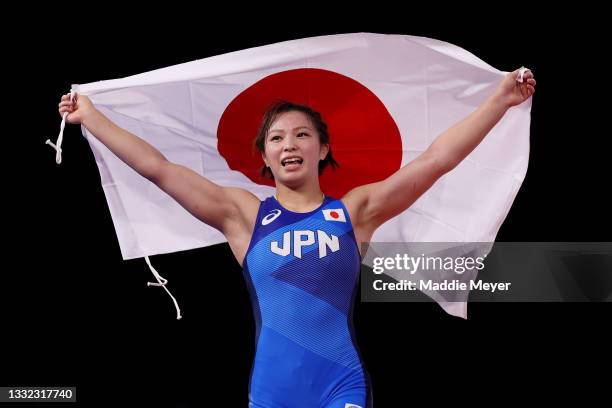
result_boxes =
[58,93,95,125]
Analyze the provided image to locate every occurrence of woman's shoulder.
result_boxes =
[224,187,262,217]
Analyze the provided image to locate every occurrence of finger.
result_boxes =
[527,78,536,85]
[527,85,535,94]
[58,101,73,108]
[61,92,76,102]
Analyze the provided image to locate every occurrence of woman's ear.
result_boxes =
[320,143,330,161]
[261,152,269,167]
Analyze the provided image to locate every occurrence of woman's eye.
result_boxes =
[270,135,281,141]
[298,132,308,137]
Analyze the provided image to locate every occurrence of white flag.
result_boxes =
[72,33,531,318]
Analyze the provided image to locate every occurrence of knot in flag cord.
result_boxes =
[48,90,183,320]
[145,256,183,320]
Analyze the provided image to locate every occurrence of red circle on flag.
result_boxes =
[217,68,402,198]
[330,211,339,219]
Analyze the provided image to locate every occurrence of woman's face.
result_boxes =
[262,110,329,187]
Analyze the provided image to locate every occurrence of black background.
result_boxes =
[4,5,610,407]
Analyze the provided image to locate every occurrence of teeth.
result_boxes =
[282,158,303,166]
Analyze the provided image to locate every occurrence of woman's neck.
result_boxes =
[275,186,325,213]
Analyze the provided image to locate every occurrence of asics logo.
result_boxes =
[261,209,282,226]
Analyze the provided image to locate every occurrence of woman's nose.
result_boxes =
[283,136,297,151]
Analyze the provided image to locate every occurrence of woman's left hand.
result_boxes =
[493,67,536,108]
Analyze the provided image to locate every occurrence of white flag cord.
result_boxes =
[145,256,183,320]
[48,90,183,320]
[46,90,75,164]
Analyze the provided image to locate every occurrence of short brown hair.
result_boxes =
[253,100,340,179]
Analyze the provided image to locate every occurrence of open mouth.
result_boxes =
[281,157,304,167]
